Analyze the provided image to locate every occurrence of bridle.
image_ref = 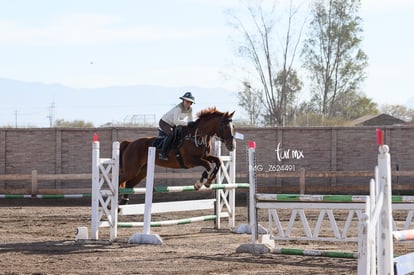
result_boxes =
[191,116,234,148]
[216,117,234,145]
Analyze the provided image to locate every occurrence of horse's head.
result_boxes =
[217,111,235,151]
[195,107,235,151]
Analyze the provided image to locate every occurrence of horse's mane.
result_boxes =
[196,107,228,120]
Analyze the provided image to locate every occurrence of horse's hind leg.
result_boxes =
[119,166,147,205]
[119,176,129,205]
[119,179,134,205]
[119,194,130,205]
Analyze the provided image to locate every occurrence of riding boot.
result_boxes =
[159,134,173,160]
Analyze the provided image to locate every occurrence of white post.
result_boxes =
[213,140,237,229]
[357,197,370,275]
[128,146,162,245]
[370,170,378,275]
[214,140,223,183]
[377,145,394,275]
[91,141,100,240]
[248,141,258,244]
[214,140,222,229]
[109,141,120,241]
[229,148,236,228]
[143,147,156,235]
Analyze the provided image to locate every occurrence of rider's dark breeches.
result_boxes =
[159,119,173,135]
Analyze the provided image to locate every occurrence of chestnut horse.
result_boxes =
[118,107,235,204]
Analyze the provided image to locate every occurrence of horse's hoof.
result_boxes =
[194,181,203,191]
[203,179,213,189]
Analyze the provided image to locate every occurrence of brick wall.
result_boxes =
[1,126,413,194]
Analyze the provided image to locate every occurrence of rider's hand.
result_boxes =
[187,121,197,128]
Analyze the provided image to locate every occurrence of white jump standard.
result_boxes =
[237,137,414,275]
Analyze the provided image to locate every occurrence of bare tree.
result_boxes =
[381,104,414,122]
[229,0,304,126]
[276,0,305,126]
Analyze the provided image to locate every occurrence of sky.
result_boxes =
[0,0,413,127]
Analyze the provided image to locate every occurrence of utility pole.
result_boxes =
[14,110,18,128]
[47,102,55,127]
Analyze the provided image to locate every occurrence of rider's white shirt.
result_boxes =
[161,102,193,126]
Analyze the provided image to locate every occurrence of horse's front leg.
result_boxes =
[193,161,212,191]
[199,171,209,184]
[203,155,221,188]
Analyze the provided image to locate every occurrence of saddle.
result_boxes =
[153,126,187,167]
[152,126,185,150]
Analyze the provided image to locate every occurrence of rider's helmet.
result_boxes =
[179,92,195,104]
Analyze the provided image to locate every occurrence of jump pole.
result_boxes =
[128,146,162,245]
[392,229,414,241]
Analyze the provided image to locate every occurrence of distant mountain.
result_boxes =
[0,78,242,127]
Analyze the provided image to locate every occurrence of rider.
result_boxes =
[158,92,196,160]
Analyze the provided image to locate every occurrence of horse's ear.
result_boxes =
[229,111,235,117]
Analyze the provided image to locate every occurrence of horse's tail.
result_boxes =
[119,140,131,169]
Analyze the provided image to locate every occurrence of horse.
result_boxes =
[118,107,235,204]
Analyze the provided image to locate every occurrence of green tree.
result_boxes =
[294,93,377,126]
[332,91,378,119]
[302,0,368,118]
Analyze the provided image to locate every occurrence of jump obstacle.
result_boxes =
[90,137,248,243]
[236,137,414,275]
